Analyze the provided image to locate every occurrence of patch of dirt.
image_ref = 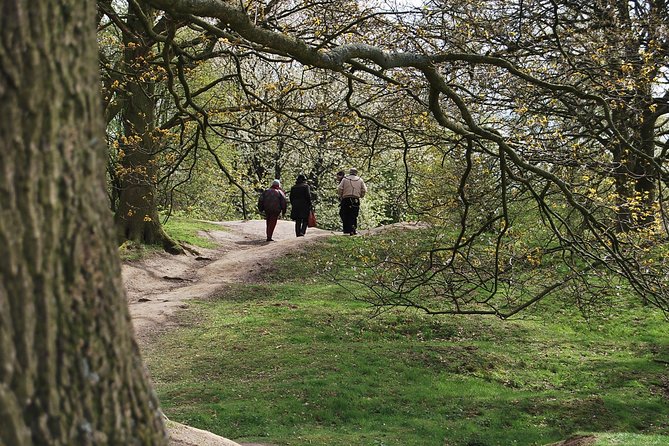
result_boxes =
[546,435,597,446]
[166,419,242,446]
[123,219,334,446]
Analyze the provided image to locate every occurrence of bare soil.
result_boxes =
[123,219,333,446]
[547,435,597,446]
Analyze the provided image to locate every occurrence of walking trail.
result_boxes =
[122,219,334,446]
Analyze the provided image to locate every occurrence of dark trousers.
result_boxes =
[340,197,360,234]
[295,219,308,236]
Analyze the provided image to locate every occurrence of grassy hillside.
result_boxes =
[143,228,669,446]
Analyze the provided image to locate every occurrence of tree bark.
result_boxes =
[113,1,183,254]
[611,105,658,232]
[0,1,168,444]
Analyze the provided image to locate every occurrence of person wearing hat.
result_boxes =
[337,168,367,235]
[289,174,313,237]
[258,179,287,241]
[335,170,346,232]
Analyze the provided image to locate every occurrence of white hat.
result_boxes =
[271,179,281,187]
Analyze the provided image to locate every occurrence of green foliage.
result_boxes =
[314,190,389,232]
[314,199,667,317]
[160,155,244,222]
[143,235,669,446]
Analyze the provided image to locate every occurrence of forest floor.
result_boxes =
[123,219,335,446]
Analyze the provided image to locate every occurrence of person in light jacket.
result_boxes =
[289,174,313,237]
[337,168,367,235]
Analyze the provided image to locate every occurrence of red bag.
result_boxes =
[308,211,317,227]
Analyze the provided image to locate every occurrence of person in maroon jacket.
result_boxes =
[258,179,287,241]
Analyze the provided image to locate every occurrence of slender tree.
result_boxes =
[0,1,167,444]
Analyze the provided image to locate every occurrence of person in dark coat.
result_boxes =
[289,174,313,237]
[335,170,345,232]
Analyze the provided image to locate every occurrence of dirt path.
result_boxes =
[124,219,333,346]
[122,219,334,446]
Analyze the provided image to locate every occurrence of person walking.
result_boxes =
[335,170,345,233]
[337,168,367,235]
[258,179,287,241]
[289,174,313,237]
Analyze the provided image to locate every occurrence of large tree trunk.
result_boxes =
[0,1,167,445]
[113,1,182,254]
[611,107,657,232]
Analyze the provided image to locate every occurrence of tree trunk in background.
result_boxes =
[113,1,182,254]
[0,1,167,445]
[611,106,657,232]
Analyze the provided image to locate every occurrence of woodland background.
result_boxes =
[101,0,669,317]
[2,0,669,445]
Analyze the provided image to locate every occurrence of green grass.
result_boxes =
[162,216,226,248]
[143,232,669,446]
[119,216,226,260]
[118,240,163,261]
[593,433,669,445]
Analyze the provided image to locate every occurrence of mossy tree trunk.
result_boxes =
[0,1,168,444]
[113,1,182,254]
